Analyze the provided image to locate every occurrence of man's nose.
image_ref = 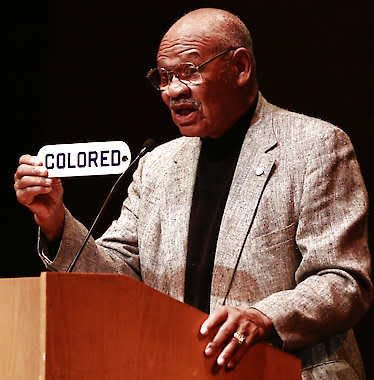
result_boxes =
[165,75,190,97]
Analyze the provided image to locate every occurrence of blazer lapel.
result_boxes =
[162,137,201,301]
[211,97,278,311]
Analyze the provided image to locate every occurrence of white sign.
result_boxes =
[37,141,131,177]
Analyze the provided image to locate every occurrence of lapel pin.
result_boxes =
[255,167,264,176]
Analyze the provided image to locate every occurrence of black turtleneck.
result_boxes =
[184,98,257,313]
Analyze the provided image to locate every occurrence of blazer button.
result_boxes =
[255,167,264,176]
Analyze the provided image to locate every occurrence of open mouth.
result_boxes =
[175,108,195,116]
[172,106,199,125]
[170,99,201,126]
[172,102,198,115]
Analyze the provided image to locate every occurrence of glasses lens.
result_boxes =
[177,63,201,85]
[146,63,202,90]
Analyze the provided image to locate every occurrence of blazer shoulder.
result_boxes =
[140,136,198,175]
[270,104,354,154]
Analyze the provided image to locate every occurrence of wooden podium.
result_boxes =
[0,272,301,379]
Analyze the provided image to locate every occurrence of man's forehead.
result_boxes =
[156,48,202,69]
[157,32,219,63]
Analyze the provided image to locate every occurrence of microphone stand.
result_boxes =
[66,139,156,272]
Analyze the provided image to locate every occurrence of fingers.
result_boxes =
[226,335,250,368]
[14,160,47,181]
[15,183,53,206]
[200,307,229,335]
[202,308,243,367]
[215,331,246,367]
[18,154,43,167]
[14,155,50,206]
[220,323,258,368]
[201,306,273,369]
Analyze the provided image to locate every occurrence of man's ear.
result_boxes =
[232,48,253,87]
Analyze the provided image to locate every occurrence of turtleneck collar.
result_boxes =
[200,94,258,157]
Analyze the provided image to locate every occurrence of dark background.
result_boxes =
[5,0,373,377]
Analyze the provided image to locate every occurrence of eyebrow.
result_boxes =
[158,62,197,73]
[157,51,203,69]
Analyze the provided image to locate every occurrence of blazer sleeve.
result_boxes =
[38,156,147,280]
[252,127,373,350]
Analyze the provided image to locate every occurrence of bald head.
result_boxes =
[155,8,258,138]
[161,8,255,59]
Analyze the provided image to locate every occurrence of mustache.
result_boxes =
[170,98,201,110]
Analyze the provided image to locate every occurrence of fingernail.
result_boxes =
[227,361,234,369]
[200,324,208,335]
[205,345,213,356]
[217,354,225,366]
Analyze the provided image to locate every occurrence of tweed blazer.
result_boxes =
[40,94,373,379]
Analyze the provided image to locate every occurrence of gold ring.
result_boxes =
[233,331,246,345]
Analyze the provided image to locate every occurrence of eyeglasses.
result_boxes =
[146,47,237,91]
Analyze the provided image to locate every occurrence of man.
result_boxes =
[14,7,373,379]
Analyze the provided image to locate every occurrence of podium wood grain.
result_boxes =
[0,272,301,379]
[0,277,42,380]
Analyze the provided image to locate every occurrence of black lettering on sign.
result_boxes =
[77,151,86,167]
[111,150,120,166]
[67,153,76,168]
[45,154,54,169]
[56,153,65,169]
[101,150,109,166]
[41,145,128,174]
[88,151,98,167]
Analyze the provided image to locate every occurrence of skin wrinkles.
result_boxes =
[157,36,215,67]
[157,25,241,138]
